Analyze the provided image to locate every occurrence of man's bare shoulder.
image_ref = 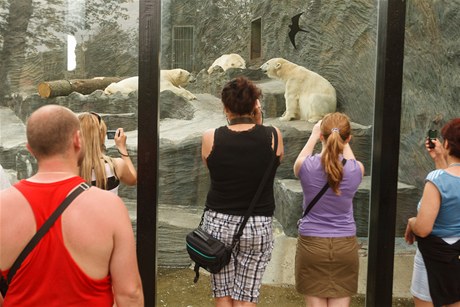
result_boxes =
[73,187,128,217]
[0,186,28,212]
[0,185,20,198]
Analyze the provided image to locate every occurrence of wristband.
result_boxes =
[118,149,129,157]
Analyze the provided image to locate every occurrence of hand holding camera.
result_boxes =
[107,128,129,156]
[106,130,119,140]
[427,129,437,149]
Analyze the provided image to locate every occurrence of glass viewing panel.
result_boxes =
[0,0,458,305]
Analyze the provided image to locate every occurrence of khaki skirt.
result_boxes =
[295,235,359,297]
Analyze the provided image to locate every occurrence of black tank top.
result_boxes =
[205,125,280,216]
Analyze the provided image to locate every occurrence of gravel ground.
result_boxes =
[157,268,414,307]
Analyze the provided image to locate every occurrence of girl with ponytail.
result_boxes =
[293,112,364,307]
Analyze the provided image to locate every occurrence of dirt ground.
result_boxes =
[157,268,414,307]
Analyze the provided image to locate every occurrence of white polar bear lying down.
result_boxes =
[104,77,138,95]
[260,58,336,122]
[207,53,246,74]
[104,69,197,100]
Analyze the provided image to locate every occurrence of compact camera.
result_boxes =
[107,130,118,139]
[427,129,437,149]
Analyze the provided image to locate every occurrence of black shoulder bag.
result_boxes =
[186,126,279,283]
[298,159,347,225]
[0,182,89,297]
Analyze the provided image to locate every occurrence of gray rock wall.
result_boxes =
[164,0,459,191]
[4,0,458,199]
[274,177,418,238]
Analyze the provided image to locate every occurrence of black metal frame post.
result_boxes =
[137,0,161,306]
[366,0,407,306]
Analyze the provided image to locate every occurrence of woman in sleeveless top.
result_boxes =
[78,112,137,194]
[405,118,460,307]
[201,77,284,306]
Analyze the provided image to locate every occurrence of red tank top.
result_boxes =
[1,177,113,306]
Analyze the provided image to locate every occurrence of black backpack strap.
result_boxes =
[301,159,347,219]
[232,126,279,247]
[6,182,90,285]
[193,263,201,283]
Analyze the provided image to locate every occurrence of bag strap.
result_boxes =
[231,126,279,247]
[192,127,278,283]
[6,182,90,285]
[301,159,347,219]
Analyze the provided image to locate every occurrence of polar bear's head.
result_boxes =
[260,58,291,79]
[207,53,246,74]
[161,69,195,87]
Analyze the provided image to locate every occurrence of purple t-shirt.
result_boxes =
[298,154,362,237]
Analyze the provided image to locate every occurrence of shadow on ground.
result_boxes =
[157,268,414,307]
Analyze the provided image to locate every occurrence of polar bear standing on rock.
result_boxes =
[260,58,336,122]
[207,53,246,74]
[104,69,197,100]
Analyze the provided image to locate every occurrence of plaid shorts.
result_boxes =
[202,210,274,303]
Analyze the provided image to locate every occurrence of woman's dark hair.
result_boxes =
[221,77,261,115]
[441,118,460,159]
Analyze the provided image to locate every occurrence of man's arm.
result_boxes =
[109,198,144,306]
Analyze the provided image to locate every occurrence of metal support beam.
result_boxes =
[137,0,161,306]
[366,0,407,306]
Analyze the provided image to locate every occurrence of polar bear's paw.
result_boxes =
[185,91,197,100]
[307,116,323,123]
[279,114,295,121]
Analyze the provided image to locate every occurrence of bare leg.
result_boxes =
[328,297,351,307]
[306,295,327,307]
[233,300,257,307]
[215,297,257,307]
[215,296,233,307]
[446,301,460,307]
[413,297,433,307]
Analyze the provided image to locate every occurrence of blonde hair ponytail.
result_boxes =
[320,113,351,195]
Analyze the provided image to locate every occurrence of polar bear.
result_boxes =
[103,76,138,95]
[260,58,336,122]
[207,53,246,74]
[104,69,197,100]
[160,69,197,100]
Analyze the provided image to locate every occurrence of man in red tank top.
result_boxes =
[0,105,143,306]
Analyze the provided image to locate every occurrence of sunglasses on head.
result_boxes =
[89,112,101,124]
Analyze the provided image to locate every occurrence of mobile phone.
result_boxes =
[107,130,117,139]
[427,129,437,149]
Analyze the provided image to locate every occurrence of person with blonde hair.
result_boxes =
[78,112,136,194]
[293,112,364,307]
[0,105,143,306]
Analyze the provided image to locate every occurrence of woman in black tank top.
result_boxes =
[201,77,284,306]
